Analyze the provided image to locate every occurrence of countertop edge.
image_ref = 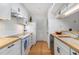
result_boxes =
[0,39,20,49]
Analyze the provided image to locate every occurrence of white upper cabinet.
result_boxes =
[11,3,27,19]
[11,3,28,25]
[0,3,11,20]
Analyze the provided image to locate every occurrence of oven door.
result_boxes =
[24,40,27,50]
[21,37,28,55]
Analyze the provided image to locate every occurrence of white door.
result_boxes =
[36,17,48,42]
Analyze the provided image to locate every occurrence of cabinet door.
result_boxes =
[17,18,26,25]
[54,37,70,55]
[0,46,10,55]
[54,37,61,55]
[0,3,11,20]
[60,46,70,55]
[7,40,21,55]
[54,44,61,55]
[57,39,70,55]
[0,40,21,55]
[11,3,27,25]
[71,49,79,55]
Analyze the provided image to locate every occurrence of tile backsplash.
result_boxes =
[0,20,24,37]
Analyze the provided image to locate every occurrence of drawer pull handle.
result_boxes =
[72,52,77,55]
[8,44,14,48]
[57,47,60,53]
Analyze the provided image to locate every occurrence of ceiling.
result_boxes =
[23,3,69,17]
[23,3,53,16]
[50,3,67,15]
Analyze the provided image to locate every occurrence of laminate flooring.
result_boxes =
[29,41,52,55]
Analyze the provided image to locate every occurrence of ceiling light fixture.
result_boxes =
[63,4,79,16]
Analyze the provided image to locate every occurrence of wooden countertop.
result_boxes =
[0,37,19,49]
[51,33,79,53]
[0,32,32,49]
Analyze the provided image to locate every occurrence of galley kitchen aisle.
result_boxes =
[1,3,79,55]
[24,3,53,55]
[0,3,53,55]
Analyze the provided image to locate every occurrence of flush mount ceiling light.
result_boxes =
[63,4,79,16]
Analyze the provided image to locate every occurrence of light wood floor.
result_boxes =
[29,41,52,55]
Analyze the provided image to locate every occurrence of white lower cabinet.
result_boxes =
[54,43,61,55]
[0,40,21,55]
[54,37,70,55]
[54,37,79,55]
[71,49,79,55]
[60,47,70,55]
[54,38,60,55]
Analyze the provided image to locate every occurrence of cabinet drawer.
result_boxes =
[54,43,61,55]
[59,42,70,53]
[5,50,21,55]
[71,49,79,55]
[0,40,21,55]
[54,40,70,55]
[55,39,70,51]
[8,40,21,50]
[0,47,10,55]
[55,37,70,52]
[60,46,70,55]
[7,40,21,55]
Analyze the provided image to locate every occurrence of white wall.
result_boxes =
[0,20,24,37]
[0,3,29,37]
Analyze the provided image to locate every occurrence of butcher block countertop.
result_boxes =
[0,37,19,49]
[0,32,32,49]
[52,33,79,53]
